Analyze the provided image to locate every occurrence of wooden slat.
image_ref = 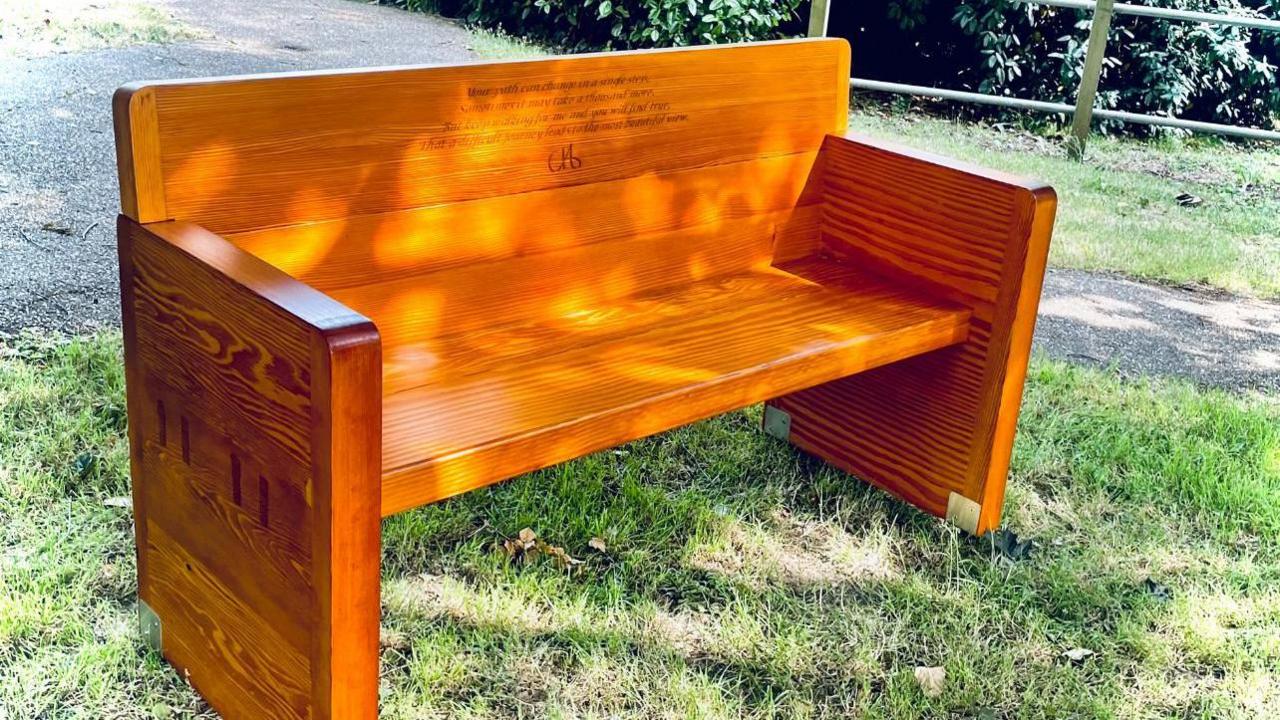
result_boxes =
[115,39,848,234]
[330,210,800,393]
[224,152,820,294]
[379,257,970,515]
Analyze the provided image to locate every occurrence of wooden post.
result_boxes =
[808,0,831,37]
[1069,0,1116,159]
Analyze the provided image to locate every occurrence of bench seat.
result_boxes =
[358,256,971,514]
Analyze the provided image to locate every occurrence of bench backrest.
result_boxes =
[115,39,850,239]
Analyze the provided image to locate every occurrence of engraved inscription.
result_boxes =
[417,73,690,156]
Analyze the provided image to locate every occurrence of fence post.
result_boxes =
[808,0,832,37]
[1069,0,1116,159]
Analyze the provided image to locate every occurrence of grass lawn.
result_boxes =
[1,333,1277,718]
[0,0,200,57]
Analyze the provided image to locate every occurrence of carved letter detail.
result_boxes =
[547,144,583,173]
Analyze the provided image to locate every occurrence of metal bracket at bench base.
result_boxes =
[138,599,162,653]
[762,405,792,441]
[945,492,982,536]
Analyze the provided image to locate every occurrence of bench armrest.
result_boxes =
[839,132,1054,196]
[771,133,1056,535]
[820,132,1056,318]
[126,220,374,334]
[117,216,381,719]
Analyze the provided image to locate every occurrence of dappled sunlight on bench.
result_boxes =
[111,37,1059,719]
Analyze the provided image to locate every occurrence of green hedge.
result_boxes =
[391,0,805,51]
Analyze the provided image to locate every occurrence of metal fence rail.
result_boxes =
[812,0,1280,157]
[1030,0,1280,31]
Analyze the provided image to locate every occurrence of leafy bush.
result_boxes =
[390,0,804,52]
[838,0,1280,132]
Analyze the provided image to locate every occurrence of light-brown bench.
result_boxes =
[113,38,1055,719]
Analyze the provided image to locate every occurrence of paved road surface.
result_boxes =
[1037,270,1278,392]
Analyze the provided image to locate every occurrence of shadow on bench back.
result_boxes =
[116,39,850,291]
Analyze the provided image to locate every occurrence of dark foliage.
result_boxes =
[833,0,1280,132]
[390,0,805,51]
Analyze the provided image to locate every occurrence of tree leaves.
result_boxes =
[431,0,801,53]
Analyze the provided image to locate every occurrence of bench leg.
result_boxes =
[120,218,381,719]
[766,340,1020,536]
[765,135,1056,536]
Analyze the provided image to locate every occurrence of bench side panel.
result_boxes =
[118,218,380,719]
[768,134,1056,535]
[113,38,849,235]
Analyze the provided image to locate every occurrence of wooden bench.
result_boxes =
[113,38,1055,719]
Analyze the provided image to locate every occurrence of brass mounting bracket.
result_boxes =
[762,405,792,441]
[946,492,982,536]
[139,599,162,653]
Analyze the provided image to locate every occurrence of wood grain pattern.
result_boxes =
[115,39,1054,720]
[310,322,382,720]
[224,152,821,294]
[117,39,849,235]
[119,218,380,720]
[767,133,1056,534]
[330,208,794,392]
[113,86,168,222]
[379,257,970,514]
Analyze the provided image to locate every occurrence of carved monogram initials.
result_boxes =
[547,144,583,173]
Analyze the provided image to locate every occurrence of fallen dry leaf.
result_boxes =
[914,666,945,698]
[545,543,583,569]
[1062,647,1095,663]
[500,528,585,571]
[503,528,541,559]
[588,536,608,552]
[379,627,409,651]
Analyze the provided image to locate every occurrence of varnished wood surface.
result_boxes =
[768,134,1055,534]
[115,38,849,235]
[310,322,382,720]
[330,207,795,392]
[114,39,1055,720]
[112,86,166,222]
[378,257,970,515]
[224,152,821,295]
[119,218,380,719]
